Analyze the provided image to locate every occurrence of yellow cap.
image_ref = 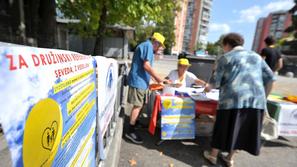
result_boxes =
[152,32,166,48]
[178,58,191,66]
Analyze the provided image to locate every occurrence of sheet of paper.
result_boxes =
[206,89,219,101]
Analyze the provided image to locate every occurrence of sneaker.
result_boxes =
[135,121,147,129]
[203,150,217,165]
[125,131,143,144]
[220,153,234,167]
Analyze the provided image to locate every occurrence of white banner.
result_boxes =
[0,46,97,167]
[94,56,118,159]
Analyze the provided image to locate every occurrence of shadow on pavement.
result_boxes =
[121,113,226,167]
[262,138,297,148]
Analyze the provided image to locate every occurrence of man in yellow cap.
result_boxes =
[126,32,168,144]
[165,58,207,88]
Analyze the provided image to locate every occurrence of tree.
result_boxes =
[206,35,224,56]
[23,0,57,47]
[0,0,56,47]
[57,0,178,55]
[281,0,297,54]
[195,42,204,51]
[285,0,297,37]
[129,3,177,54]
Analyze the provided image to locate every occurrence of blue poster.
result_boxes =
[0,46,97,167]
[161,96,196,140]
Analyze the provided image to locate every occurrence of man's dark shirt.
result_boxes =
[261,47,282,72]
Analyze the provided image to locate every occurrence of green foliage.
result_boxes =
[57,0,103,37]
[57,0,178,41]
[206,42,220,56]
[279,1,297,54]
[195,42,205,50]
[128,0,179,54]
[286,2,297,38]
[206,36,224,56]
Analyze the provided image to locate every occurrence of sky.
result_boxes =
[207,0,295,50]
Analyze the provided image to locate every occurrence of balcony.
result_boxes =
[203,5,212,11]
[204,0,213,4]
[203,0,212,10]
[200,21,209,27]
[202,13,211,21]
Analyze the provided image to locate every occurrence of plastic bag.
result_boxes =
[261,111,278,140]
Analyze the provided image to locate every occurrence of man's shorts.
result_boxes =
[127,87,148,107]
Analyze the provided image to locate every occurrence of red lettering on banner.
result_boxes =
[75,63,89,71]
[52,54,57,64]
[4,52,89,71]
[66,54,72,62]
[32,54,40,66]
[45,54,52,64]
[5,55,17,71]
[55,67,74,78]
[19,55,28,69]
[39,54,47,65]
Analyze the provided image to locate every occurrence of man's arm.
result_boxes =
[143,60,163,83]
[275,57,283,72]
[265,81,274,97]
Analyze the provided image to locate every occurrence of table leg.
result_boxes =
[155,139,165,146]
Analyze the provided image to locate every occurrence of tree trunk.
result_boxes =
[38,0,56,48]
[93,4,107,56]
[26,0,40,44]
[9,0,23,44]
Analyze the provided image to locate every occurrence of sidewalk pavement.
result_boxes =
[0,133,12,167]
[119,57,297,167]
[119,105,297,167]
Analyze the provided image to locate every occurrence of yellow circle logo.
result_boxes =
[163,99,172,110]
[23,98,63,167]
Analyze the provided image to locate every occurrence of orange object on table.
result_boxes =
[149,83,164,91]
[285,95,297,103]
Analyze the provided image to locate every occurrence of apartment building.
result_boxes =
[172,0,212,54]
[252,11,292,53]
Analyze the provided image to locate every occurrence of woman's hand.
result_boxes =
[203,83,212,92]
[163,79,172,84]
[174,83,182,88]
